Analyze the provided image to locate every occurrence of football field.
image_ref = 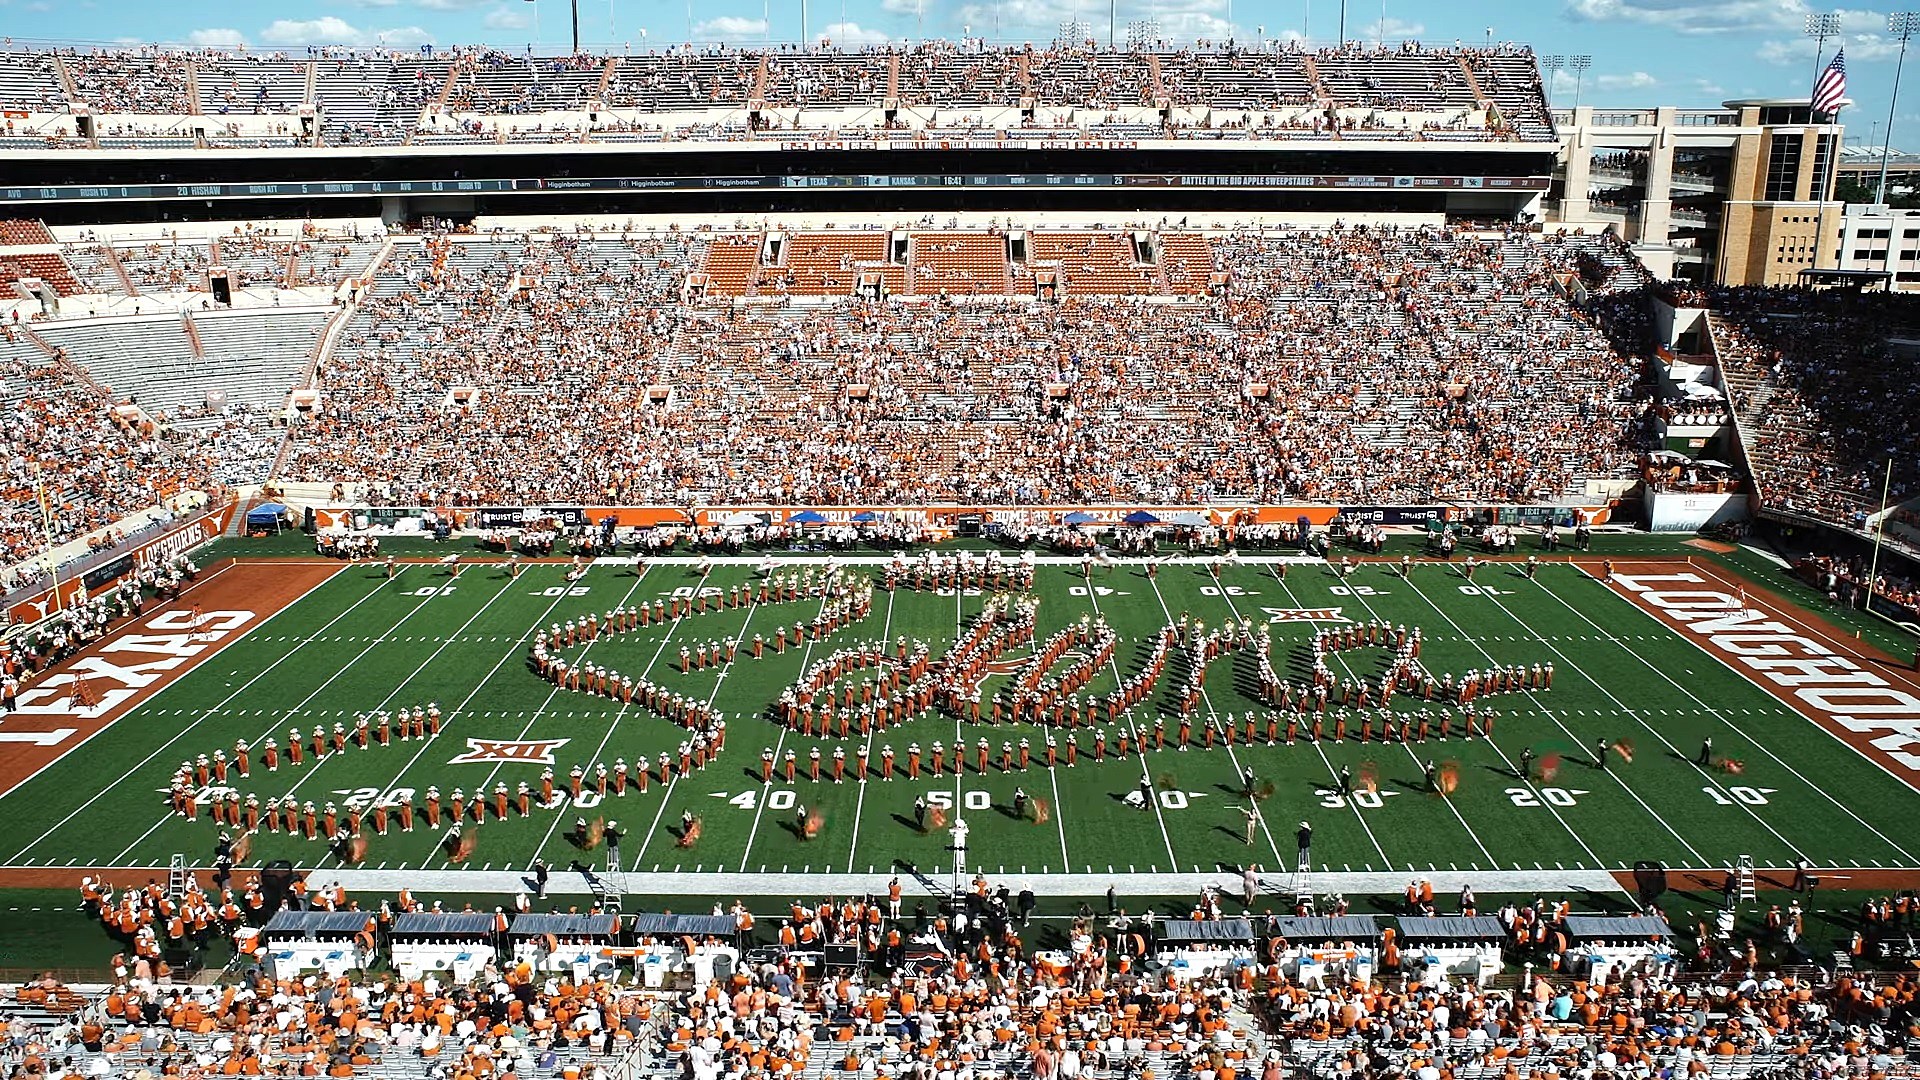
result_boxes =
[2,548,1916,899]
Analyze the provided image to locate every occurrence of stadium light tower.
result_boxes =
[1880,13,1920,203]
[1541,55,1565,101]
[1805,12,1842,87]
[1568,55,1591,109]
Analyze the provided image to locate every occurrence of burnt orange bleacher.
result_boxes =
[909,232,1008,296]
[0,219,58,246]
[781,233,901,296]
[700,234,763,298]
[0,253,82,296]
[1031,232,1157,296]
[1158,233,1214,295]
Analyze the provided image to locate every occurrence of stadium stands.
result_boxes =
[272,224,1645,508]
[0,42,1557,146]
[1701,287,1920,528]
[0,325,233,566]
[4,874,1914,1080]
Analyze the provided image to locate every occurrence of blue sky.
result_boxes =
[10,0,1920,147]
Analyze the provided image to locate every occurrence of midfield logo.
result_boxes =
[1261,607,1349,623]
[448,737,570,766]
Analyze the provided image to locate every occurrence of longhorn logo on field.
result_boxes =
[448,737,571,766]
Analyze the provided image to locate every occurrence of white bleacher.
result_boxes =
[195,56,312,115]
[0,52,70,113]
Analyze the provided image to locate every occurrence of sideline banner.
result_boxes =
[7,502,237,625]
[298,502,1615,534]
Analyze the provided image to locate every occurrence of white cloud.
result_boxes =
[880,0,929,14]
[1362,16,1425,41]
[1758,29,1905,66]
[952,0,1238,43]
[692,15,769,40]
[258,16,433,45]
[189,27,248,47]
[818,20,893,44]
[1595,70,1659,91]
[482,4,529,29]
[1564,0,1810,35]
[416,0,490,10]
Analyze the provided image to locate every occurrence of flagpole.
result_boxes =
[1863,458,1895,614]
[1811,52,1845,271]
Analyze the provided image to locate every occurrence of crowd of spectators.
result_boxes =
[1,41,1555,146]
[282,224,1646,508]
[1696,286,1920,529]
[3,874,1917,1080]
[0,333,232,574]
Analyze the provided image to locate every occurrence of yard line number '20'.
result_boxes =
[1507,787,1584,807]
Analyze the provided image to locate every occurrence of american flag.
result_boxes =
[1812,48,1848,116]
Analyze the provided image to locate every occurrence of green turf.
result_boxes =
[3,555,1916,884]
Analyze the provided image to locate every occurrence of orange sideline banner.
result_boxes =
[7,502,239,625]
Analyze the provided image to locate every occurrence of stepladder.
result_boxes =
[1736,855,1757,905]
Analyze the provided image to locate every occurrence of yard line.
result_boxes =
[1242,567,1437,867]
[1534,566,1916,863]
[1079,568,1180,869]
[1286,564,1597,868]
[843,585,899,873]
[341,567,605,858]
[267,567,530,804]
[1139,572,1294,870]
[7,566,385,865]
[1461,570,1813,863]
[108,570,521,864]
[628,574,771,870]
[736,581,840,873]
[1396,567,1709,864]
[409,566,660,869]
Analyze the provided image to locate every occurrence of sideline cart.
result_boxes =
[391,912,496,982]
[1154,918,1257,981]
[260,910,378,980]
[1263,916,1380,986]
[1563,914,1678,984]
[1397,916,1506,987]
[627,913,741,988]
[510,912,622,979]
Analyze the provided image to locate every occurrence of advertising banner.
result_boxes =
[7,502,236,625]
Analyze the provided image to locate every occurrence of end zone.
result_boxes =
[0,560,345,799]
[1601,559,1920,794]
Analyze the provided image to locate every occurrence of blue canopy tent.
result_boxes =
[1122,511,1162,525]
[850,511,880,523]
[788,510,828,525]
[1062,511,1099,525]
[247,502,290,535]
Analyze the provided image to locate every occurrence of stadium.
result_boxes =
[1,21,1918,1080]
